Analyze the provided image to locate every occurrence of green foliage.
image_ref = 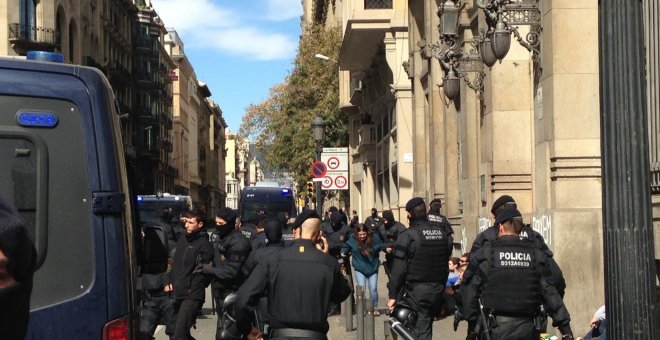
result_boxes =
[239,24,347,191]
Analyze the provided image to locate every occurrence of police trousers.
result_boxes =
[488,316,538,340]
[401,282,443,340]
[139,293,176,339]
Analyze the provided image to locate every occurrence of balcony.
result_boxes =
[108,61,131,85]
[160,138,173,152]
[8,23,59,54]
[338,0,405,71]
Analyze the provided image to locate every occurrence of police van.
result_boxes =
[239,185,296,220]
[136,193,192,227]
[0,52,139,339]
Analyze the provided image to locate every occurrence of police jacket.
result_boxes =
[281,225,295,245]
[242,242,285,277]
[251,231,267,250]
[234,239,351,336]
[322,221,352,258]
[461,236,571,333]
[240,223,258,241]
[171,230,214,301]
[377,221,406,249]
[341,233,385,276]
[428,213,454,237]
[140,222,177,291]
[388,218,451,299]
[209,229,252,292]
[364,215,383,231]
[466,225,566,296]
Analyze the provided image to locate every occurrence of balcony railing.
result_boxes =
[365,0,392,9]
[8,23,59,53]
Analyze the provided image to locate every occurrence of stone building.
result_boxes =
[325,0,660,329]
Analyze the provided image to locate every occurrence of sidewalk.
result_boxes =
[327,260,468,340]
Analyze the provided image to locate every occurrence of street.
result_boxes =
[155,259,470,340]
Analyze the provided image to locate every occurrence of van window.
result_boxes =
[0,95,93,309]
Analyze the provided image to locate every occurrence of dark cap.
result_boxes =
[264,218,283,243]
[382,210,394,221]
[490,195,516,215]
[494,207,522,225]
[215,207,237,225]
[405,197,425,212]
[329,206,339,213]
[293,209,320,229]
[371,208,377,213]
[430,198,442,205]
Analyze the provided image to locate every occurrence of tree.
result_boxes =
[239,23,347,191]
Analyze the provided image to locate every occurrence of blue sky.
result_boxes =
[151,0,302,132]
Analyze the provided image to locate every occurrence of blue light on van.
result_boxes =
[26,51,65,63]
[16,111,58,128]
[281,189,289,193]
[137,196,144,201]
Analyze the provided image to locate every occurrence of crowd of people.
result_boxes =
[132,193,588,340]
[0,190,608,340]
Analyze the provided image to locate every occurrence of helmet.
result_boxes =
[391,302,418,330]
[217,293,243,340]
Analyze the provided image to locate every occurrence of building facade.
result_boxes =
[1,1,227,209]
[224,131,250,209]
[330,0,660,329]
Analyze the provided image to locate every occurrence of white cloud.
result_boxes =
[207,27,297,60]
[265,0,304,21]
[151,0,298,60]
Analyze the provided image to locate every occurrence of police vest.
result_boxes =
[481,237,541,315]
[406,223,450,283]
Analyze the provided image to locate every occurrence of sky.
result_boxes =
[150,0,303,132]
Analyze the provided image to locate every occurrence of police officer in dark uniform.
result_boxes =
[234,209,351,339]
[427,198,453,238]
[461,207,574,340]
[239,213,260,241]
[241,218,287,336]
[139,213,177,340]
[387,197,452,340]
[198,208,252,340]
[364,207,383,233]
[322,211,353,316]
[378,210,406,280]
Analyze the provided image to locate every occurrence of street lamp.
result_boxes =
[314,53,337,63]
[311,112,326,215]
[434,0,541,100]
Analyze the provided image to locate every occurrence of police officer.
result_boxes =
[242,218,287,335]
[198,207,252,340]
[428,198,453,237]
[387,197,452,340]
[322,211,353,316]
[364,207,383,233]
[234,209,351,339]
[461,207,574,340]
[378,210,406,280]
[239,213,261,241]
[138,211,177,340]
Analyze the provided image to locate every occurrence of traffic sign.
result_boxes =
[327,156,340,170]
[334,175,347,189]
[311,161,327,178]
[321,176,333,189]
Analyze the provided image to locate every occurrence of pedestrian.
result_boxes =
[349,210,359,229]
[234,209,352,339]
[461,207,574,340]
[0,195,37,340]
[446,257,461,288]
[197,207,252,340]
[378,210,406,280]
[386,197,452,340]
[576,305,606,340]
[241,218,287,336]
[138,209,178,340]
[341,223,385,315]
[364,207,383,233]
[171,209,214,340]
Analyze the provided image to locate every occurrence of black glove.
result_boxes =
[195,262,215,274]
[558,325,574,340]
[453,310,462,331]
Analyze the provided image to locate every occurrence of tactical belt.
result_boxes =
[269,328,326,339]
[494,315,533,323]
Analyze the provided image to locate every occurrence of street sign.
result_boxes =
[321,148,349,190]
[321,176,333,189]
[311,160,327,178]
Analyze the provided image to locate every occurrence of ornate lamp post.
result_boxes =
[312,113,326,215]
